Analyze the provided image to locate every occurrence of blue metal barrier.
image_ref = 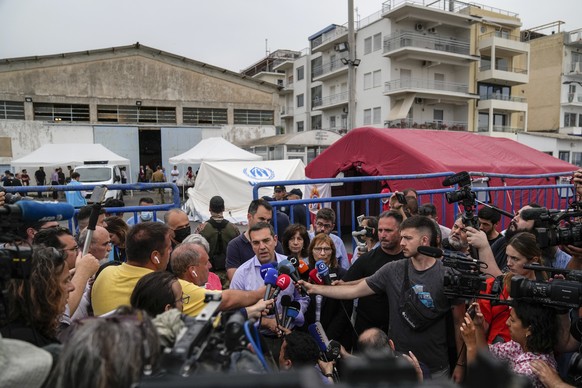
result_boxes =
[252,171,576,253]
[3,182,181,230]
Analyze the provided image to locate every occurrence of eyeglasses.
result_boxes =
[177,293,190,304]
[313,247,332,253]
[315,222,333,229]
[63,245,79,253]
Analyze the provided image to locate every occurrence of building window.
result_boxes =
[373,107,381,124]
[311,86,322,108]
[434,109,444,123]
[297,94,304,108]
[363,72,372,90]
[0,100,24,120]
[559,151,570,162]
[34,103,90,122]
[330,116,336,130]
[297,121,304,132]
[373,70,382,88]
[565,112,577,127]
[297,66,304,81]
[97,105,176,124]
[311,115,322,130]
[373,33,382,52]
[183,107,227,125]
[364,37,372,55]
[363,108,372,125]
[573,152,582,167]
[233,109,274,125]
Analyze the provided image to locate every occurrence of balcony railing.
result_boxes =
[312,58,348,78]
[480,31,522,42]
[311,25,348,50]
[313,91,348,109]
[384,78,470,94]
[280,107,294,116]
[479,63,528,74]
[383,31,471,55]
[566,94,582,103]
[385,118,468,131]
[480,94,526,103]
[383,0,517,18]
[478,125,525,133]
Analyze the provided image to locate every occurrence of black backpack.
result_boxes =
[207,218,229,270]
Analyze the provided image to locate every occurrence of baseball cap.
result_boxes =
[274,185,286,192]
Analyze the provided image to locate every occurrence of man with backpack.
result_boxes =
[198,196,240,288]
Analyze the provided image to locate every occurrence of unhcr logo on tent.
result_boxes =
[243,167,275,181]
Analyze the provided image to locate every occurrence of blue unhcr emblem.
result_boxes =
[243,167,275,181]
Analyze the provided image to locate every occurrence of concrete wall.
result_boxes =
[522,33,564,131]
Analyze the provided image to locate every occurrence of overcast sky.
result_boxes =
[0,0,579,72]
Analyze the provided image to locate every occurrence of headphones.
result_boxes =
[154,256,160,264]
[192,270,198,277]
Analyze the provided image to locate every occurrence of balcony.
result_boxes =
[310,25,348,54]
[312,91,348,110]
[280,77,294,94]
[566,61,582,77]
[478,31,529,57]
[381,0,481,29]
[281,107,294,118]
[478,93,527,112]
[312,58,348,82]
[385,118,468,131]
[383,31,477,65]
[477,63,528,86]
[477,125,525,133]
[563,93,582,106]
[384,78,477,101]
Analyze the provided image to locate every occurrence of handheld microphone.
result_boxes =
[280,295,292,326]
[0,200,75,222]
[278,259,293,271]
[263,268,279,300]
[308,322,331,358]
[279,262,307,296]
[297,260,310,280]
[418,246,480,271]
[316,260,332,285]
[271,274,291,299]
[284,301,300,329]
[288,256,300,268]
[260,263,273,280]
[325,340,341,361]
[309,269,324,285]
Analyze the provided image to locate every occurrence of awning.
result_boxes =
[386,94,415,121]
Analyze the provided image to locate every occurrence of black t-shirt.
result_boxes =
[488,233,503,247]
[491,235,508,271]
[343,246,404,334]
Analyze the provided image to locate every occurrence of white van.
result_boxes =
[73,164,123,200]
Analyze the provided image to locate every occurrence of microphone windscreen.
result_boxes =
[309,269,324,285]
[275,274,291,290]
[278,265,291,276]
[16,200,75,222]
[298,260,310,274]
[308,322,330,353]
[280,294,292,307]
[315,260,329,275]
[260,263,273,279]
[264,268,278,286]
[417,246,443,258]
[286,306,300,318]
[278,259,291,269]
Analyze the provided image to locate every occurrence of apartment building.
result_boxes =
[246,0,529,137]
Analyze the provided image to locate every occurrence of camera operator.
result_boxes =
[279,331,334,384]
[443,215,471,254]
[350,216,379,264]
[564,169,582,271]
[0,246,75,347]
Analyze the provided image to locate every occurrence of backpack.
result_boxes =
[207,218,230,270]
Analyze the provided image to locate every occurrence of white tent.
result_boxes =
[10,143,130,168]
[168,137,262,165]
[185,159,305,223]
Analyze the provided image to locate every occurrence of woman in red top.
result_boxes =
[478,232,545,344]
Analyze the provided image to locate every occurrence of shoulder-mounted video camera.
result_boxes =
[521,205,582,249]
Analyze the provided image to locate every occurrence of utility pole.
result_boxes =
[347,0,356,131]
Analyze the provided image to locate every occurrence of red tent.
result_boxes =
[306,127,577,226]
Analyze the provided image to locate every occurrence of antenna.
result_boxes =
[265,38,269,56]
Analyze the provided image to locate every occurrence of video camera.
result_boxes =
[521,205,582,249]
[442,171,479,230]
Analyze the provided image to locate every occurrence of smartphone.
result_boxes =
[467,304,477,319]
[395,192,407,205]
[89,185,108,204]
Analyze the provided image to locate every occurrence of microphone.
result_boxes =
[279,262,307,295]
[418,246,474,261]
[297,260,310,280]
[284,302,300,329]
[308,322,331,358]
[442,171,470,186]
[278,259,293,271]
[315,294,323,323]
[325,340,341,361]
[271,274,291,299]
[263,268,278,300]
[260,263,274,280]
[0,201,75,222]
[280,295,292,326]
[316,260,332,285]
[520,207,548,221]
[309,269,324,285]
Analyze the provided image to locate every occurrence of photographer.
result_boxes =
[1,246,75,347]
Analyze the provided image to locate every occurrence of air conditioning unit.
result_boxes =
[414,98,424,104]
[277,79,284,87]
[415,23,425,32]
[427,27,437,34]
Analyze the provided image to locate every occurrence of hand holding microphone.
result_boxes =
[315,260,332,285]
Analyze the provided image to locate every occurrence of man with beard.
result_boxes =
[445,215,470,254]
